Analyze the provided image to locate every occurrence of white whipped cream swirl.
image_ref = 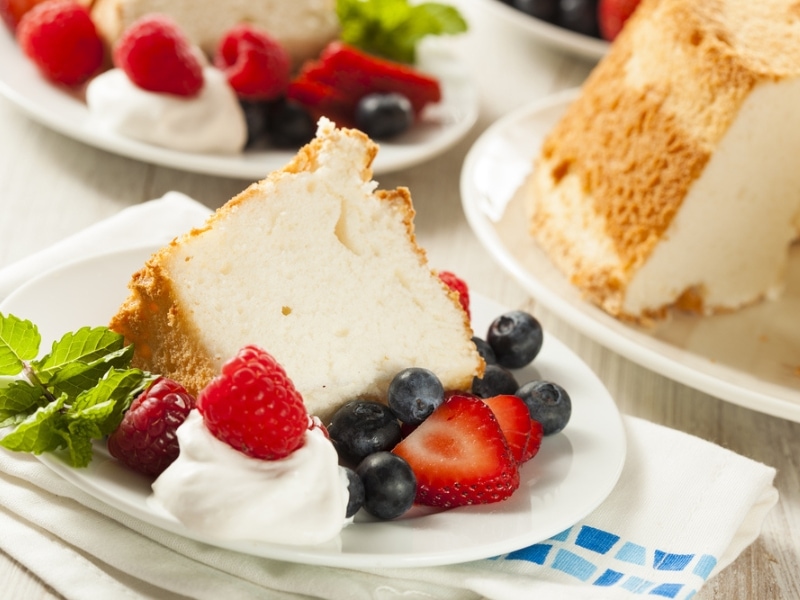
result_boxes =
[86,67,247,154]
[151,410,349,546]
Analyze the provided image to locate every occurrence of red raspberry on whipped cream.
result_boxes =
[197,344,308,460]
[113,14,204,97]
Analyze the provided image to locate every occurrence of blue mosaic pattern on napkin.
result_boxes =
[501,525,717,599]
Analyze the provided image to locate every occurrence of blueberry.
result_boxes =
[516,380,572,435]
[267,98,316,148]
[471,364,518,398]
[327,400,401,463]
[356,452,416,520]
[558,0,600,37]
[341,466,365,518]
[387,367,444,425]
[472,336,497,365]
[355,93,414,139]
[239,100,270,148]
[487,310,544,369]
[512,0,559,22]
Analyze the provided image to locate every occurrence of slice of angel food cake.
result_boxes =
[109,118,484,423]
[525,0,800,324]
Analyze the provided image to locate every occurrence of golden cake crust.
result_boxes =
[110,124,481,410]
[528,0,800,321]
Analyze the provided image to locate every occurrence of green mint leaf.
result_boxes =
[0,395,67,455]
[48,345,135,400]
[0,313,41,376]
[65,415,106,468]
[0,379,45,427]
[337,0,467,63]
[34,326,126,382]
[72,368,152,436]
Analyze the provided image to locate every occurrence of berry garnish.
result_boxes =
[598,0,641,41]
[356,451,417,520]
[341,465,365,518]
[354,92,413,139]
[510,0,559,23]
[387,367,445,426]
[558,0,600,37]
[287,41,441,127]
[113,14,204,97]
[1,0,50,30]
[471,364,518,398]
[392,394,520,508]
[214,24,290,101]
[471,336,496,365]
[266,98,316,148]
[482,394,534,464]
[16,0,103,86]
[487,310,543,369]
[327,399,401,464]
[516,380,572,435]
[437,270,470,319]
[196,345,308,460]
[523,418,544,463]
[107,377,195,477]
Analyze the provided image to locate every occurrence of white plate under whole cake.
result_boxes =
[0,26,478,178]
[476,0,609,61]
[460,88,800,423]
[0,244,625,568]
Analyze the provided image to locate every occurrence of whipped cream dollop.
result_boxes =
[86,67,247,154]
[151,410,349,546]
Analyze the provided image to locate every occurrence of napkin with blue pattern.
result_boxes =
[0,194,778,600]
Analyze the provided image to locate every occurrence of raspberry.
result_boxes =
[113,14,203,97]
[16,0,103,86]
[197,345,308,460]
[107,377,195,477]
[214,24,290,101]
[438,270,470,319]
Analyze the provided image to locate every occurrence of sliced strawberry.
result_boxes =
[316,42,441,114]
[523,418,544,463]
[483,394,532,464]
[287,41,442,127]
[286,74,356,126]
[392,394,520,508]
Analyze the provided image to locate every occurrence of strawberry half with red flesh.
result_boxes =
[392,394,520,508]
[482,394,534,464]
[287,42,442,127]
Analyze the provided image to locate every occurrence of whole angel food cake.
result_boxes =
[526,0,800,323]
[90,0,339,65]
[109,119,483,421]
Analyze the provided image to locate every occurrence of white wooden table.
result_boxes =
[0,1,797,597]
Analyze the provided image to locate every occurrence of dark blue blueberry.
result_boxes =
[486,310,544,369]
[239,100,270,148]
[472,336,497,365]
[558,0,600,37]
[516,380,572,435]
[341,466,365,518]
[267,98,316,148]
[356,452,417,520]
[355,92,414,139]
[327,400,401,463]
[512,0,559,22]
[471,364,519,398]
[387,367,444,425]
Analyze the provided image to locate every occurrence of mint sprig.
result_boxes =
[337,0,468,64]
[0,313,154,467]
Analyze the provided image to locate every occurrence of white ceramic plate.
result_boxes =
[461,88,800,423]
[0,244,625,568]
[477,0,609,61]
[0,27,478,178]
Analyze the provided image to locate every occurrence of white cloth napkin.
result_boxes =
[0,194,779,600]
